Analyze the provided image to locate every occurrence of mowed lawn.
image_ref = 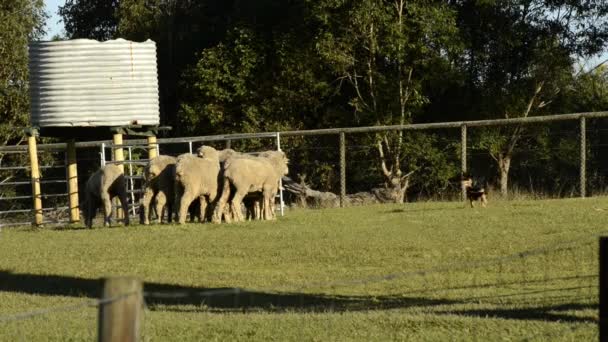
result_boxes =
[0,197,606,341]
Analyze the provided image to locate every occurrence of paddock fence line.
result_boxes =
[1,110,607,227]
[0,232,604,340]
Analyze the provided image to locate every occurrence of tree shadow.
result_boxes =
[383,206,463,214]
[439,302,597,324]
[0,270,453,313]
[0,270,596,322]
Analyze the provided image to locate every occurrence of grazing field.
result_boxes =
[0,197,605,341]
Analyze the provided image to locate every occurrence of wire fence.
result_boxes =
[0,111,607,226]
[0,231,602,340]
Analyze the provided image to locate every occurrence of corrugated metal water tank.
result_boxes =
[28,38,160,127]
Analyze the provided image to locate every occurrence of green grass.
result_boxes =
[0,197,605,341]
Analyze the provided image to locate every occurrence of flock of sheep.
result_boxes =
[81,146,289,228]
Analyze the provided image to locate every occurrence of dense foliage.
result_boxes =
[1,0,608,200]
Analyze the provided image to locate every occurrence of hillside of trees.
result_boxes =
[2,0,608,201]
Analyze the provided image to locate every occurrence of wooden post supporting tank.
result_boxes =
[147,135,158,159]
[67,140,80,223]
[27,129,43,226]
[112,132,125,220]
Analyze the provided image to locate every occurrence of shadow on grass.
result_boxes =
[383,206,464,214]
[0,270,453,313]
[440,302,597,324]
[0,270,596,322]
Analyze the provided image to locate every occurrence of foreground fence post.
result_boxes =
[580,116,586,198]
[600,237,608,341]
[339,131,346,208]
[98,277,143,342]
[461,124,467,201]
[67,140,80,223]
[27,129,43,226]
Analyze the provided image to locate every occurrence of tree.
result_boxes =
[454,0,608,196]
[0,0,46,150]
[312,0,460,202]
[59,0,118,40]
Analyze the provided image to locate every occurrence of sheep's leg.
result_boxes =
[173,182,183,223]
[85,196,95,228]
[254,198,262,220]
[119,193,130,226]
[155,192,167,224]
[222,202,233,224]
[264,195,272,220]
[178,191,196,225]
[212,179,231,224]
[167,199,173,223]
[261,187,275,220]
[230,190,247,222]
[142,188,155,225]
[481,194,487,208]
[199,196,207,223]
[101,192,113,227]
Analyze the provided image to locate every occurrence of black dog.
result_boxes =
[461,174,487,208]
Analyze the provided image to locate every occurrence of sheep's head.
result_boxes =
[461,177,473,189]
[262,150,289,176]
[218,148,238,163]
[198,145,219,161]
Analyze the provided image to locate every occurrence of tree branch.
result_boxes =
[377,140,392,178]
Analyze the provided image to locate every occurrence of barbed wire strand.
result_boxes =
[0,291,138,324]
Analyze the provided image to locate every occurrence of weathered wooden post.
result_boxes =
[339,131,346,208]
[600,237,608,341]
[147,135,158,159]
[580,116,586,198]
[98,277,143,342]
[67,139,80,223]
[112,132,125,220]
[461,124,467,201]
[112,132,125,173]
[27,129,43,226]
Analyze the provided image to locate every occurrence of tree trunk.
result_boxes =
[386,176,408,204]
[497,153,511,197]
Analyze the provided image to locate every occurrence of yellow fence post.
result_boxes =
[27,130,43,226]
[147,135,158,159]
[112,132,125,220]
[67,140,80,223]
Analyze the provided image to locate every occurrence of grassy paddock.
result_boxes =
[0,197,605,341]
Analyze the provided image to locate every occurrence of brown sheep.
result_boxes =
[174,147,221,224]
[82,164,129,228]
[141,155,176,225]
[213,150,288,223]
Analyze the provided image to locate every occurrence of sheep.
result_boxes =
[212,150,288,223]
[82,164,129,228]
[174,147,221,224]
[141,155,176,225]
[196,147,247,223]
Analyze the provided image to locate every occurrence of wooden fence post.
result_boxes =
[98,277,143,342]
[112,133,125,221]
[27,130,43,226]
[600,237,608,341]
[461,124,467,201]
[339,131,346,208]
[67,140,80,223]
[147,135,158,159]
[580,116,586,198]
